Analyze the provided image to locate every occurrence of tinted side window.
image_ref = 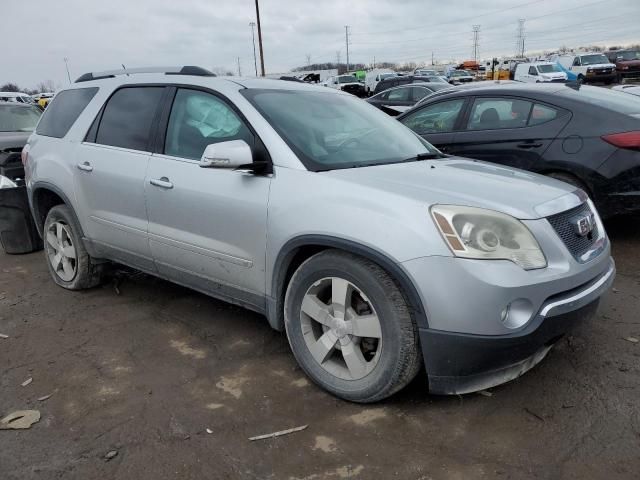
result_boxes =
[528,66,538,75]
[572,57,581,66]
[387,88,411,101]
[400,99,465,134]
[411,87,430,101]
[36,87,98,138]
[164,89,252,160]
[528,104,558,126]
[95,87,164,151]
[467,98,532,131]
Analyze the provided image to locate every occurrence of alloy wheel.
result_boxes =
[300,277,383,380]
[45,221,77,282]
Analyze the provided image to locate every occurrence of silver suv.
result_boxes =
[24,66,615,402]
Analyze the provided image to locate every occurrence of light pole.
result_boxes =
[249,22,258,77]
[63,57,71,84]
[254,0,265,76]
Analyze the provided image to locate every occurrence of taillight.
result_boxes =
[21,145,29,166]
[602,131,640,151]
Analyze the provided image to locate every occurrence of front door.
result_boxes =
[145,88,271,309]
[397,98,467,152]
[73,86,166,271]
[448,96,570,171]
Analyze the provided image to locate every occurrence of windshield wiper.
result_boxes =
[400,152,444,162]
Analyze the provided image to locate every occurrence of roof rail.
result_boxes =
[75,66,216,83]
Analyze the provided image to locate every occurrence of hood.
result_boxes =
[586,63,616,69]
[617,59,640,68]
[324,158,580,220]
[0,132,30,151]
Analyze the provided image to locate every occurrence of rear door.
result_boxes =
[447,96,570,170]
[397,98,468,151]
[74,86,166,271]
[145,87,271,307]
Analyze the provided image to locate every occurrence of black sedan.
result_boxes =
[397,83,640,217]
[366,83,452,116]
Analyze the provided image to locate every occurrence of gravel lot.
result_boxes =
[1,216,639,480]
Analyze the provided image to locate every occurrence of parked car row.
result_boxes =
[3,66,629,404]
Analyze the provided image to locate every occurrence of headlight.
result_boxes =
[431,205,547,270]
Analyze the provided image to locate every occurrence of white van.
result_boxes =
[365,70,398,95]
[0,92,35,104]
[555,53,616,84]
[514,62,567,83]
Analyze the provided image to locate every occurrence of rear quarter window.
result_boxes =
[36,87,98,138]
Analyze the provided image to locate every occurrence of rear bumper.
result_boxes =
[420,260,614,394]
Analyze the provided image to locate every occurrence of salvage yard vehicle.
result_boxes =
[0,91,36,104]
[514,62,567,83]
[555,53,616,84]
[364,70,398,95]
[372,75,440,95]
[605,49,640,83]
[25,66,614,402]
[447,70,474,84]
[398,83,640,218]
[323,74,365,97]
[366,83,451,115]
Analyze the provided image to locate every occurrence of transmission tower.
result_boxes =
[472,25,481,63]
[516,19,526,58]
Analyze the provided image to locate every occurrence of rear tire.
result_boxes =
[284,250,422,403]
[43,205,103,290]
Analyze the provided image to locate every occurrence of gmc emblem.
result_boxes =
[572,212,596,237]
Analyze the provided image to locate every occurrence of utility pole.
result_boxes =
[63,57,71,84]
[373,56,375,69]
[516,19,526,58]
[472,25,480,64]
[336,50,341,66]
[254,0,265,76]
[431,52,434,66]
[237,57,242,76]
[306,54,311,67]
[249,22,258,77]
[345,26,350,73]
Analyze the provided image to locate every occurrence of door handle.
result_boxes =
[149,177,174,189]
[76,162,93,172]
[517,142,543,149]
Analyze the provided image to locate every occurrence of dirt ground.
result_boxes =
[1,217,639,480]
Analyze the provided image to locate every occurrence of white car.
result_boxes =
[514,62,567,83]
[555,53,616,84]
[0,92,35,104]
[323,75,365,97]
[364,70,398,95]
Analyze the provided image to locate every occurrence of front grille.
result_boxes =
[547,203,599,261]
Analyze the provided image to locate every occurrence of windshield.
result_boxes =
[451,71,469,77]
[616,50,640,61]
[580,54,610,66]
[338,76,358,84]
[379,73,397,80]
[427,76,448,83]
[0,105,42,132]
[242,89,438,171]
[538,64,561,73]
[559,85,640,114]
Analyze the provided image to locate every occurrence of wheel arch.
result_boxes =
[267,235,429,332]
[30,182,84,238]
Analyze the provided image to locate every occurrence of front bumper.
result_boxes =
[584,72,616,82]
[416,258,615,394]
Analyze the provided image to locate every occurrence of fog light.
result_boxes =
[500,299,534,329]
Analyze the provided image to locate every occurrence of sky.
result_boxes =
[2,0,639,89]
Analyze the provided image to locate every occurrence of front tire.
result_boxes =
[284,250,422,403]
[43,205,103,290]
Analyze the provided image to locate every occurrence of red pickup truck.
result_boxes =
[606,49,640,82]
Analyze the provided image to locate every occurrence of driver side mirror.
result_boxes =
[199,139,252,169]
